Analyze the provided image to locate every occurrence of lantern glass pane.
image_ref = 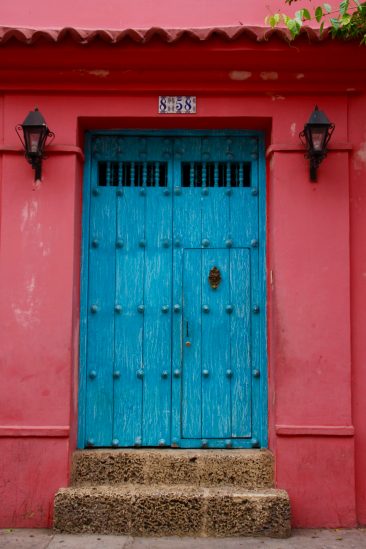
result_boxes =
[24,127,43,155]
[310,127,327,151]
[29,131,41,153]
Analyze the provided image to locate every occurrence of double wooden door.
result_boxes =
[78,131,267,449]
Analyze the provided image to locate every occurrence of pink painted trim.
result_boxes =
[276,425,355,437]
[48,145,85,161]
[0,426,70,437]
[0,144,85,161]
[266,143,353,158]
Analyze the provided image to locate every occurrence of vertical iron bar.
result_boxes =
[131,161,135,187]
[106,161,111,186]
[202,162,207,188]
[214,162,219,187]
[190,161,194,187]
[226,162,231,188]
[239,163,244,188]
[118,162,123,186]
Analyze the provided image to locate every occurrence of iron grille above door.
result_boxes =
[98,161,169,187]
[78,131,267,450]
[181,161,251,187]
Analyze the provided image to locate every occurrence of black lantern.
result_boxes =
[16,108,54,182]
[300,106,335,182]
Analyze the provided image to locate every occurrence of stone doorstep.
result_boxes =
[71,449,274,489]
[54,484,291,538]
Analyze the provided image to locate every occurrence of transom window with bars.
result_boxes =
[97,160,251,188]
[181,162,251,187]
[98,161,168,187]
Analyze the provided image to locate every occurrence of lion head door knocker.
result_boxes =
[208,266,221,290]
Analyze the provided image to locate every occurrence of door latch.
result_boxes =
[185,321,191,347]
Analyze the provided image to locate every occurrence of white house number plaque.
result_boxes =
[159,96,197,114]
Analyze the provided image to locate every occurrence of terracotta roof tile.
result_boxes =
[0,25,329,45]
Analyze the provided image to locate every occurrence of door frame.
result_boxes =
[77,129,268,449]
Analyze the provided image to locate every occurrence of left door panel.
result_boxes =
[84,136,173,447]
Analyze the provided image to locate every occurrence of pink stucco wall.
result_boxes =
[349,96,366,526]
[0,0,321,28]
[0,16,365,529]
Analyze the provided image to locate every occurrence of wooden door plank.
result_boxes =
[78,134,92,448]
[202,248,231,439]
[85,182,116,446]
[142,139,173,446]
[182,249,202,438]
[113,185,145,447]
[172,136,202,444]
[250,232,261,446]
[230,248,252,437]
[257,135,268,447]
[229,136,260,443]
[200,138,231,439]
[142,186,172,446]
[230,135,258,248]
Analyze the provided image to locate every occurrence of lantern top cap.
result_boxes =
[307,105,332,126]
[22,107,47,128]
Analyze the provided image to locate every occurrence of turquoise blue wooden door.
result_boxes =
[78,131,267,449]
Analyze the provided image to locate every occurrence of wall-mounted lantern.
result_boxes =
[300,106,335,183]
[15,108,54,182]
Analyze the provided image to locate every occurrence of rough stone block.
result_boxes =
[71,449,274,489]
[54,486,132,534]
[204,488,291,538]
[196,450,274,489]
[130,486,203,536]
[54,485,291,538]
[71,450,145,485]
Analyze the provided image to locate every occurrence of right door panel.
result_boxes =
[182,247,252,441]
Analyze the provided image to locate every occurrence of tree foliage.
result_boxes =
[266,0,366,43]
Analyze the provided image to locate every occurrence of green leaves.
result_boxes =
[287,18,302,36]
[295,8,312,20]
[330,17,341,30]
[265,14,280,28]
[339,0,350,15]
[341,13,352,24]
[353,0,365,12]
[315,6,323,22]
[266,0,366,44]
